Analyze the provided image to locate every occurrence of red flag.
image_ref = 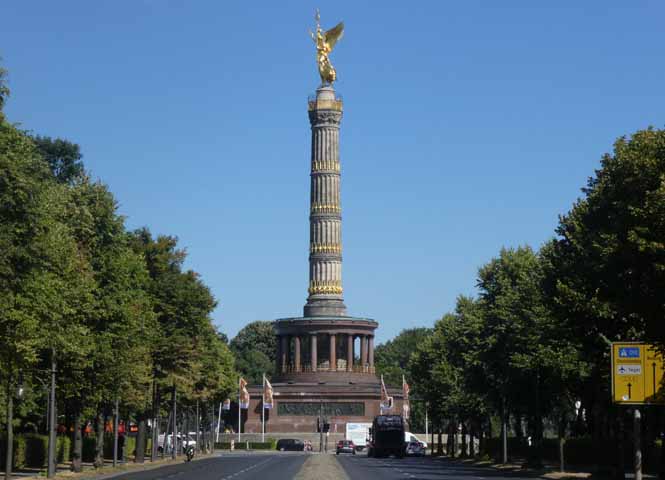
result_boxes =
[402,375,410,419]
[263,375,274,409]
[380,375,393,412]
[239,377,250,409]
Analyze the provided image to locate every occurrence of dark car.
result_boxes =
[406,441,425,457]
[336,440,356,455]
[276,439,305,451]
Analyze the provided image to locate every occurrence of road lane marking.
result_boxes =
[220,457,273,480]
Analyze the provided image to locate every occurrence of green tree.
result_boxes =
[543,128,665,446]
[375,327,432,386]
[230,321,277,382]
[0,63,9,112]
[130,228,235,456]
[230,321,276,362]
[547,128,665,347]
[31,135,84,184]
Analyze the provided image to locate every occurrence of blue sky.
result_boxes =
[2,1,664,343]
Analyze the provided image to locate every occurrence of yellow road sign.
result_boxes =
[612,343,664,404]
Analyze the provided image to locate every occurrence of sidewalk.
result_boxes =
[434,456,659,480]
[0,452,217,480]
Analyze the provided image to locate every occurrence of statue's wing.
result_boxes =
[324,22,344,50]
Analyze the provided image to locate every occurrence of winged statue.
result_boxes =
[310,10,344,85]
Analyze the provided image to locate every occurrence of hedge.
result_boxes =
[82,434,151,462]
[483,437,661,472]
[214,439,276,450]
[0,432,160,468]
[0,434,70,469]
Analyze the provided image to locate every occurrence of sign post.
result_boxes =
[611,343,664,480]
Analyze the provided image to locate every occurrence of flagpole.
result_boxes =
[216,401,222,443]
[237,377,241,443]
[261,374,265,443]
[380,375,384,415]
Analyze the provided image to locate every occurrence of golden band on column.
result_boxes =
[310,243,342,254]
[310,203,341,214]
[308,280,343,295]
[312,160,340,172]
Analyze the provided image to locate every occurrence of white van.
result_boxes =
[157,433,196,453]
[404,432,427,448]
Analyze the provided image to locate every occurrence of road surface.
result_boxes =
[337,454,535,480]
[100,452,537,480]
[107,453,307,480]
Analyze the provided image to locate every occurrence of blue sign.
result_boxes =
[619,347,640,358]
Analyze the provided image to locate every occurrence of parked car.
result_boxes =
[157,433,196,453]
[276,439,305,451]
[336,440,356,455]
[405,440,425,457]
[404,432,428,449]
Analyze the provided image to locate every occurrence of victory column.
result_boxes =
[242,12,403,436]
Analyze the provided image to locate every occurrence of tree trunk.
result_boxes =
[5,382,14,480]
[171,384,177,459]
[94,413,105,468]
[135,416,147,463]
[469,422,475,458]
[151,384,160,462]
[437,429,443,456]
[501,410,508,464]
[446,423,454,457]
[71,411,83,472]
[461,422,468,458]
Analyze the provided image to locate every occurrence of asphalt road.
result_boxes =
[106,453,308,480]
[337,454,536,480]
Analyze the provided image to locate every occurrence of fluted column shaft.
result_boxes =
[294,336,301,372]
[368,336,375,369]
[304,86,347,317]
[329,334,336,371]
[276,335,282,373]
[347,334,354,372]
[360,335,367,369]
[281,335,289,373]
[311,334,317,372]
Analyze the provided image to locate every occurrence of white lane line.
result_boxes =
[220,457,273,480]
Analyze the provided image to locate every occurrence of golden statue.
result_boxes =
[310,10,344,85]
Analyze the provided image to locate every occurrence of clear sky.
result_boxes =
[2,1,664,343]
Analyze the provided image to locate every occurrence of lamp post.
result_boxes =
[47,349,57,478]
[4,373,24,480]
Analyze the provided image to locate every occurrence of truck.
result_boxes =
[367,415,405,458]
[346,422,371,451]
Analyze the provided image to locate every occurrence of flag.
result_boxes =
[380,375,393,412]
[222,398,231,411]
[402,375,410,419]
[263,375,274,409]
[239,377,250,409]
